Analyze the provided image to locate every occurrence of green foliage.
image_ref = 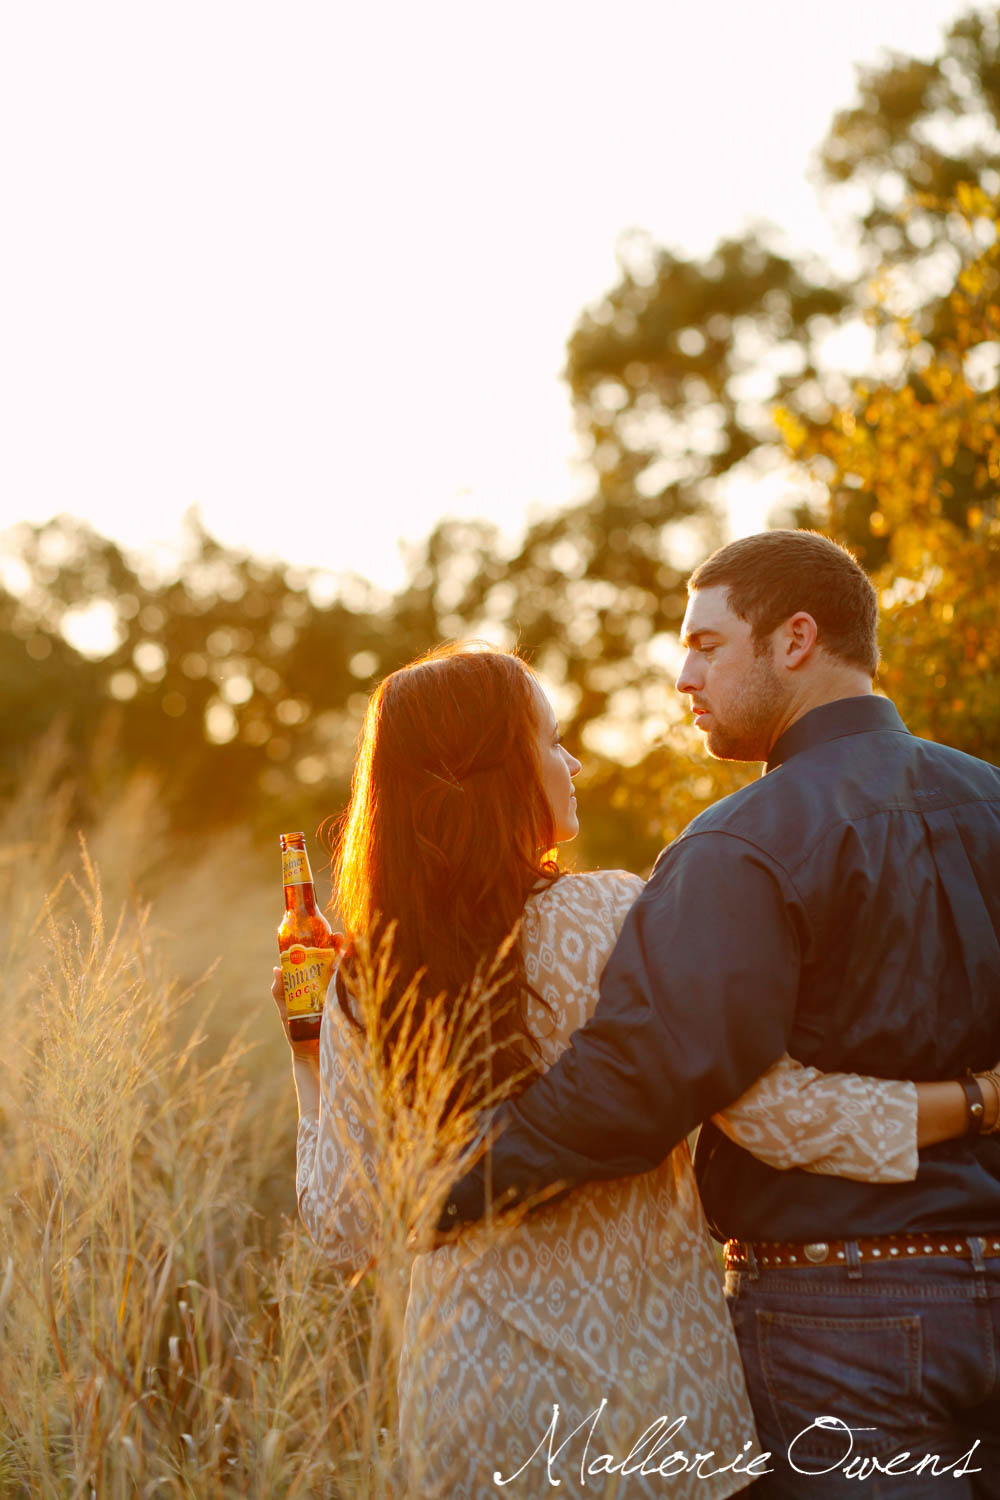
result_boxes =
[566,230,847,505]
[2,515,388,836]
[820,10,1000,262]
[5,7,1000,860]
[781,187,1000,764]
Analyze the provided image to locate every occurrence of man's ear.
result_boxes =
[778,612,819,670]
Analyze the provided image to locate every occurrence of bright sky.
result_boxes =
[0,0,980,595]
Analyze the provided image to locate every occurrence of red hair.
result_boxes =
[333,642,560,1102]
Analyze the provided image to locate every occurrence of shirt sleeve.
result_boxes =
[441,831,804,1227]
[296,996,381,1272]
[716,1053,919,1182]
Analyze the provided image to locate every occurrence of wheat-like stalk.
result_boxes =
[0,760,533,1498]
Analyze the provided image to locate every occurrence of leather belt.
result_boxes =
[724,1233,1000,1271]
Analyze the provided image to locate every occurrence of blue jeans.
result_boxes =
[725,1239,1000,1498]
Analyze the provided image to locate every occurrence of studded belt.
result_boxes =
[724,1233,1000,1271]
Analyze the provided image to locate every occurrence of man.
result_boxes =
[441,530,1000,1495]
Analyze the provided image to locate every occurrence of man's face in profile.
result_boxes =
[676,586,785,762]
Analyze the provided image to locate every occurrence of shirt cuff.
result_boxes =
[437,1162,486,1232]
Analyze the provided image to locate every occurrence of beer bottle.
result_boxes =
[278,832,340,1043]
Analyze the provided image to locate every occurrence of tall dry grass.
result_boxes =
[0,747,497,1498]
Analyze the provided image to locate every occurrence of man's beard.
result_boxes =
[703,651,785,762]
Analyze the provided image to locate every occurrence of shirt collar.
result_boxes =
[766,695,909,773]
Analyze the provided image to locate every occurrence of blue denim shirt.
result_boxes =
[441,695,1000,1239]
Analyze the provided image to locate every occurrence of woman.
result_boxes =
[274,644,992,1499]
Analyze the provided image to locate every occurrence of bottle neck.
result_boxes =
[284,881,319,915]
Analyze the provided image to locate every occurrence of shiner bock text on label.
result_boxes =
[281,945,337,1020]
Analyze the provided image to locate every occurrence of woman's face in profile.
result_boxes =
[528,677,581,843]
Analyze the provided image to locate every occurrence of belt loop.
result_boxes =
[745,1241,760,1281]
[845,1239,863,1280]
[969,1235,987,1273]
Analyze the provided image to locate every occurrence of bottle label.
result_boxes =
[282,847,311,886]
[281,945,338,1022]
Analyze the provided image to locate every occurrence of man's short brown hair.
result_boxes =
[688,530,879,676]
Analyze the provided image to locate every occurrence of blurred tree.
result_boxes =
[497,5,1000,598]
[550,231,846,737]
[0,514,390,834]
[806,9,1000,572]
[820,9,1000,266]
[6,8,999,868]
[463,5,1000,804]
[0,584,102,774]
[2,509,749,876]
[404,14,1000,853]
[780,185,1000,763]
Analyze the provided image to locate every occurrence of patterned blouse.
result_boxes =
[297,871,918,1499]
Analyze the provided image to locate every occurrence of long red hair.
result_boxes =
[333,642,561,1101]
